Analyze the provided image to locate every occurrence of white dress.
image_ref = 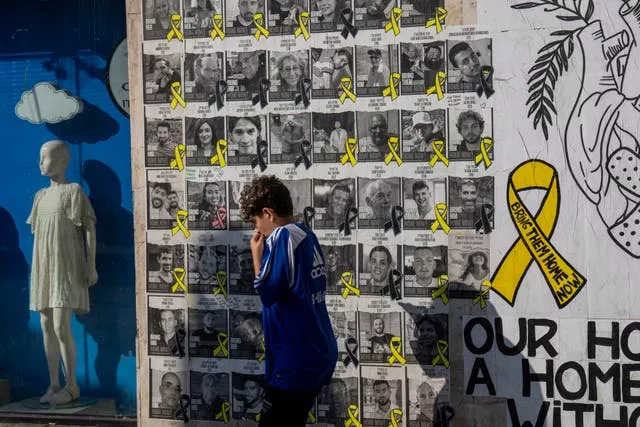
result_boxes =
[27,183,96,313]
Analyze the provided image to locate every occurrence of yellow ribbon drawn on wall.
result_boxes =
[169,144,185,171]
[215,401,231,422]
[210,139,228,167]
[382,73,401,101]
[388,408,403,427]
[214,271,227,297]
[210,14,225,40]
[253,13,270,39]
[340,138,358,166]
[384,136,403,166]
[213,332,229,357]
[473,280,491,309]
[384,7,402,35]
[170,82,186,109]
[294,11,311,39]
[429,139,449,167]
[172,210,190,238]
[474,137,493,169]
[490,160,587,308]
[425,71,446,100]
[339,77,357,103]
[432,339,449,368]
[171,268,187,293]
[345,404,362,427]
[341,271,360,299]
[431,203,450,234]
[166,14,184,40]
[425,7,447,33]
[432,274,449,304]
[387,336,406,365]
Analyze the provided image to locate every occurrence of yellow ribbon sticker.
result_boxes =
[429,139,449,167]
[257,337,266,362]
[339,77,356,103]
[210,139,228,168]
[432,339,450,368]
[387,336,406,365]
[340,137,358,166]
[166,14,184,40]
[473,280,492,309]
[345,404,362,427]
[425,71,446,101]
[340,271,360,299]
[474,137,493,169]
[384,136,403,166]
[388,408,403,427]
[384,7,402,36]
[491,160,587,308]
[210,14,225,40]
[214,271,227,297]
[213,332,229,357]
[215,401,231,423]
[255,413,261,422]
[382,72,401,101]
[425,7,447,33]
[172,209,190,238]
[169,144,185,171]
[171,268,187,293]
[253,13,270,40]
[170,82,186,109]
[431,274,449,304]
[431,203,450,234]
[294,11,310,40]
[307,410,316,423]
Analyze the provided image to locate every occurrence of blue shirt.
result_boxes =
[254,223,338,391]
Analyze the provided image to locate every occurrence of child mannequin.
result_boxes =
[27,140,98,405]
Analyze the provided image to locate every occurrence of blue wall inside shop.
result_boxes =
[0,0,136,413]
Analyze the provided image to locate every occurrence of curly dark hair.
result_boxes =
[239,175,293,222]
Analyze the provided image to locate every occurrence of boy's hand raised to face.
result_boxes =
[250,231,265,276]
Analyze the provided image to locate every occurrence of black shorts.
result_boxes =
[258,385,320,427]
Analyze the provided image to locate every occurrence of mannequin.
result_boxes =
[27,140,98,405]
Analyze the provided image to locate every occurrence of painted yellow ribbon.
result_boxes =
[491,160,587,308]
[213,332,229,357]
[474,137,493,169]
[170,82,186,109]
[388,408,403,427]
[432,339,450,368]
[214,271,227,297]
[340,271,360,299]
[345,404,362,427]
[257,337,266,362]
[166,14,184,40]
[430,203,450,234]
[384,136,403,166]
[210,14,225,40]
[210,139,228,167]
[171,268,187,293]
[169,144,185,171]
[425,7,447,33]
[387,336,406,365]
[294,11,310,40]
[340,137,358,166]
[431,274,449,304]
[339,77,356,103]
[473,280,492,309]
[253,13,270,40]
[382,72,401,101]
[215,401,231,422]
[172,209,190,238]
[384,7,402,35]
[425,71,446,101]
[429,139,449,167]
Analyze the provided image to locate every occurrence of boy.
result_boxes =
[240,175,338,426]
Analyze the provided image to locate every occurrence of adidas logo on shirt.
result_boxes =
[311,246,327,279]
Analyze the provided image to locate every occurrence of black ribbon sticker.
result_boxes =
[435,404,456,427]
[380,269,402,300]
[340,8,358,39]
[343,337,359,367]
[383,205,404,235]
[339,207,358,236]
[294,140,312,169]
[252,79,270,108]
[174,394,192,423]
[208,80,228,110]
[251,140,268,172]
[303,206,315,228]
[476,66,495,99]
[294,77,312,108]
[474,203,494,234]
